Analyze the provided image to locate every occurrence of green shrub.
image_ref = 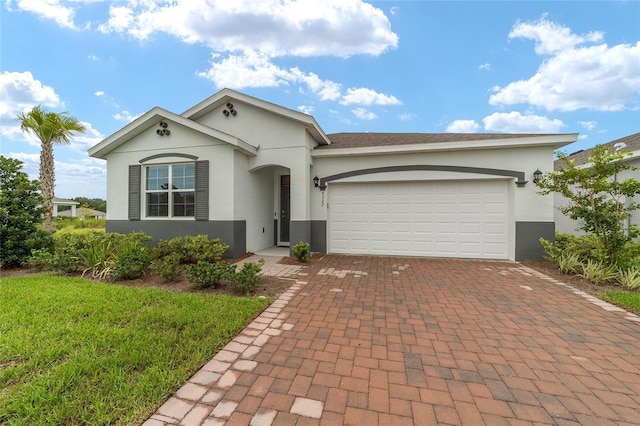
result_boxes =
[229,260,264,295]
[150,253,183,282]
[154,235,229,263]
[617,268,640,290]
[48,252,82,273]
[292,241,310,262]
[540,233,600,264]
[579,259,618,285]
[27,248,54,271]
[0,156,50,268]
[54,217,106,230]
[186,261,230,288]
[111,241,151,280]
[556,252,582,274]
[29,231,151,277]
[80,242,114,279]
[615,240,640,270]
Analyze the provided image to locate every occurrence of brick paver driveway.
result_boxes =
[146,256,640,425]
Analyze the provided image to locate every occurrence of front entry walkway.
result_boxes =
[145,256,640,425]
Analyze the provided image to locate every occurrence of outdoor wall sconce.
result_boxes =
[313,176,320,187]
[222,102,237,117]
[533,169,543,183]
[156,121,170,136]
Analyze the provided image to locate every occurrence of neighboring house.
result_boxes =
[57,207,106,220]
[554,132,640,235]
[52,197,80,218]
[88,89,577,261]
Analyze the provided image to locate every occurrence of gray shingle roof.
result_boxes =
[555,132,640,169]
[318,133,560,149]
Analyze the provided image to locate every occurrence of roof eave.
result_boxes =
[313,134,578,158]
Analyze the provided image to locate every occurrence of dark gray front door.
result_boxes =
[280,175,290,243]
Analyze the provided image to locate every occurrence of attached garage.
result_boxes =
[328,179,511,259]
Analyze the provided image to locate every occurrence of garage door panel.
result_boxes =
[328,180,509,259]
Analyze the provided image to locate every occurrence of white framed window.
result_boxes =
[145,163,195,217]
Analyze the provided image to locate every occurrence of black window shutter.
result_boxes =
[195,160,209,221]
[128,165,141,220]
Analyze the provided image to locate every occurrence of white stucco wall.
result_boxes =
[310,145,555,224]
[105,119,237,221]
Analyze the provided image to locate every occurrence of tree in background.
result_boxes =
[16,105,86,231]
[536,145,640,266]
[0,156,53,268]
[72,197,107,212]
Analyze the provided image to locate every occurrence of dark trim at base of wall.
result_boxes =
[106,220,246,259]
[289,221,310,255]
[515,221,554,261]
[310,221,327,253]
[289,221,327,254]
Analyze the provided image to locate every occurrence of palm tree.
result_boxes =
[17,105,86,230]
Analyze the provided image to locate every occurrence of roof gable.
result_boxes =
[181,88,330,145]
[88,106,257,159]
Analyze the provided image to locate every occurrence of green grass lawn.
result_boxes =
[0,274,269,425]
[600,290,640,315]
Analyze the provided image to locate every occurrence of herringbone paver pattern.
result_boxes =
[144,256,640,425]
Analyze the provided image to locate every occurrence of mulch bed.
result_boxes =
[521,260,625,294]
[0,257,304,300]
[2,256,635,309]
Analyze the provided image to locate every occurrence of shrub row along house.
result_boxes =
[89,89,578,261]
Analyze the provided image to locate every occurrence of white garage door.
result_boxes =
[328,180,510,259]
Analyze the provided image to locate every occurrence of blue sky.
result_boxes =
[1,0,639,200]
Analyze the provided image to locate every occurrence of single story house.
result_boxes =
[88,89,577,260]
[554,132,640,235]
[57,207,106,220]
[52,197,80,218]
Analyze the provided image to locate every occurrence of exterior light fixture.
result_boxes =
[313,176,320,187]
[533,169,543,183]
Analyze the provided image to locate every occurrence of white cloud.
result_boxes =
[446,120,480,133]
[491,18,640,112]
[67,121,104,152]
[0,71,61,121]
[7,0,78,29]
[199,51,344,101]
[579,120,597,130]
[509,17,603,55]
[352,108,377,120]
[390,7,399,15]
[0,71,65,148]
[398,113,416,122]
[88,54,100,61]
[479,63,491,71]
[54,157,106,198]
[340,88,401,106]
[99,0,398,58]
[298,105,314,114]
[289,68,342,101]
[199,51,296,89]
[112,110,142,123]
[483,111,565,133]
[8,151,107,198]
